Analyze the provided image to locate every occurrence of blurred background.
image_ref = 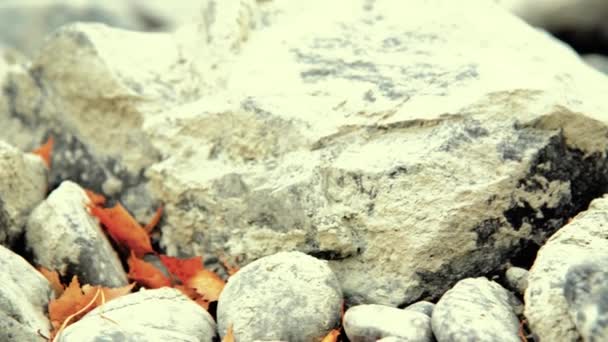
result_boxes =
[0,0,607,74]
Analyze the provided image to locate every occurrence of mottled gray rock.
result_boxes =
[146,0,608,306]
[0,140,47,246]
[0,244,53,341]
[217,252,342,341]
[344,304,433,342]
[432,277,520,342]
[404,301,435,317]
[505,266,529,295]
[377,338,410,342]
[564,260,608,341]
[56,287,216,342]
[26,181,128,287]
[525,195,608,341]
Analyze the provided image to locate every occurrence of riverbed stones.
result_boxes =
[432,277,521,342]
[0,244,53,341]
[0,140,47,247]
[525,195,608,341]
[26,181,128,287]
[217,251,342,341]
[56,287,216,342]
[145,0,608,306]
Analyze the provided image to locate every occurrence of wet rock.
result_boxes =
[564,260,608,341]
[0,244,53,341]
[404,301,435,317]
[0,140,47,246]
[343,304,433,342]
[56,287,216,342]
[217,252,342,341]
[432,277,521,342]
[26,181,128,287]
[525,195,608,341]
[505,266,529,296]
[147,0,608,306]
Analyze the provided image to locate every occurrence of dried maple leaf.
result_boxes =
[32,136,54,168]
[223,324,235,342]
[127,252,171,289]
[159,255,204,284]
[84,189,106,206]
[39,267,64,297]
[174,285,210,310]
[320,329,340,342]
[82,283,135,306]
[144,206,163,233]
[186,269,225,302]
[89,203,153,257]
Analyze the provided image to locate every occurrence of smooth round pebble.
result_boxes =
[217,251,342,342]
[404,301,435,317]
[344,304,433,342]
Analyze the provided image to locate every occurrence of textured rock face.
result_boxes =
[56,287,217,342]
[0,244,53,341]
[525,195,608,341]
[26,181,128,287]
[432,277,521,342]
[217,252,342,341]
[145,0,608,306]
[0,140,47,246]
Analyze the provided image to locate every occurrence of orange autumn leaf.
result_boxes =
[89,203,153,257]
[223,324,235,342]
[159,255,204,284]
[32,136,54,168]
[127,252,171,289]
[82,283,135,306]
[186,269,225,302]
[320,329,340,342]
[84,189,106,206]
[144,206,163,234]
[49,276,89,328]
[39,267,64,297]
[174,285,210,310]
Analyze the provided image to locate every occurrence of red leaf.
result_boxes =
[84,189,106,206]
[89,203,153,257]
[32,136,54,168]
[144,206,163,234]
[127,252,171,289]
[159,255,203,284]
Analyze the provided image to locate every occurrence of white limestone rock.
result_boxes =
[217,252,342,341]
[26,181,128,287]
[432,277,521,341]
[145,0,608,306]
[0,140,47,246]
[505,266,529,295]
[344,304,433,342]
[0,244,53,341]
[56,287,216,342]
[524,195,608,341]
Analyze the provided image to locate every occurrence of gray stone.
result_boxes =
[505,266,529,295]
[344,304,433,342]
[525,195,608,341]
[0,140,47,246]
[0,244,53,341]
[56,287,216,342]
[377,338,410,342]
[146,0,608,306]
[432,277,520,342]
[26,181,128,287]
[564,260,608,341]
[217,251,342,341]
[404,301,435,317]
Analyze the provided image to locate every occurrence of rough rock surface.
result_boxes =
[145,0,608,305]
[56,287,216,342]
[343,304,433,342]
[0,140,47,246]
[217,252,342,341]
[525,195,608,341]
[564,260,608,341]
[0,244,53,341]
[404,301,435,317]
[432,277,521,341]
[26,181,128,287]
[505,266,529,296]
